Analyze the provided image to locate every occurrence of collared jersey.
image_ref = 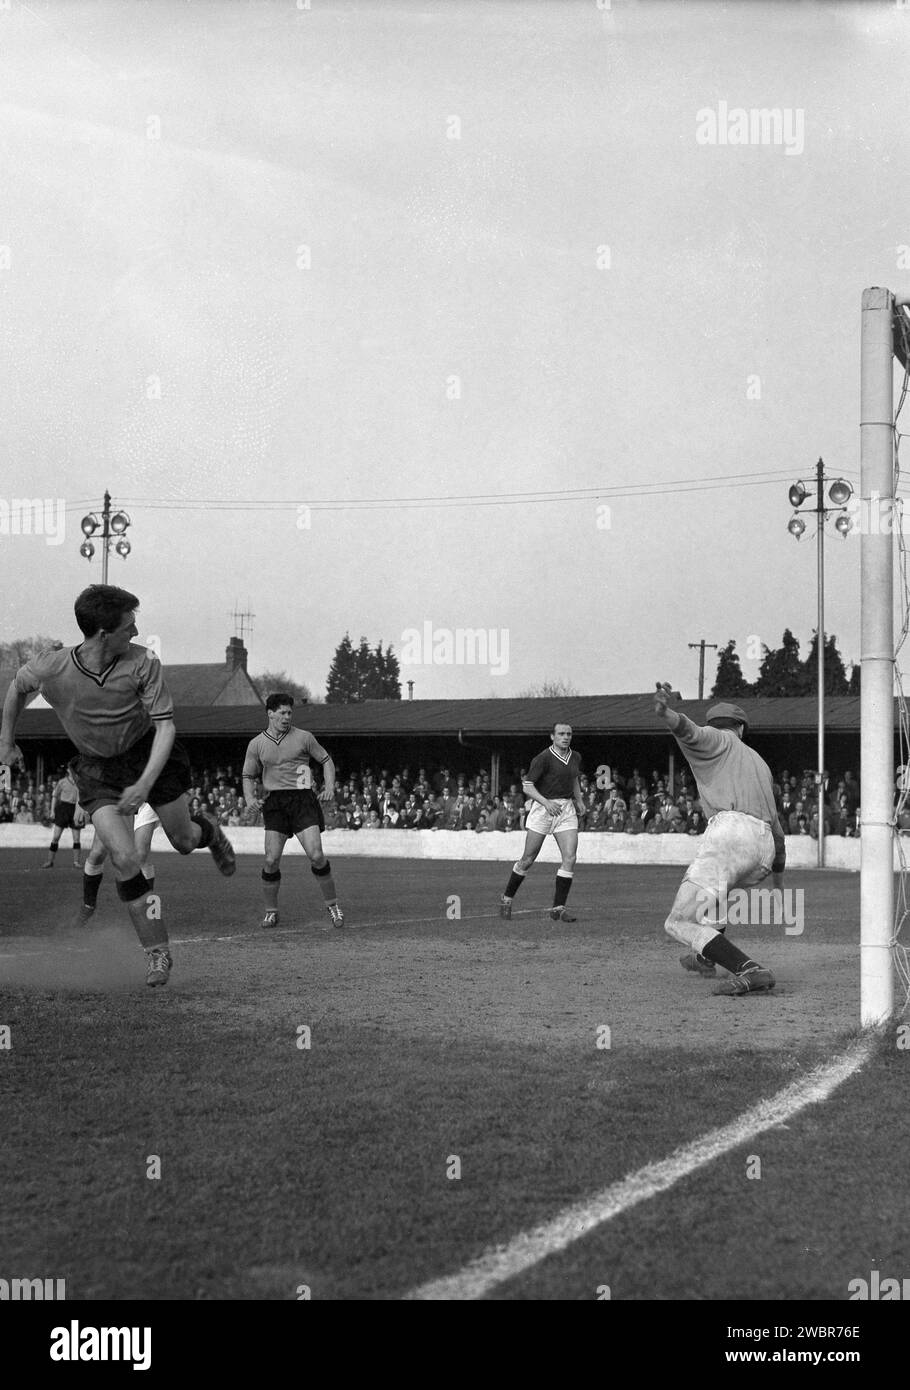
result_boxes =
[525,745,582,799]
[671,714,778,825]
[14,644,174,759]
[242,727,330,793]
[52,775,79,804]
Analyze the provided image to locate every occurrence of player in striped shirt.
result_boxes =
[0,585,236,988]
[242,693,344,929]
[499,722,586,922]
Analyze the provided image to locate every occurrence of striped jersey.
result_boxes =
[525,746,582,799]
[242,727,330,793]
[14,645,174,759]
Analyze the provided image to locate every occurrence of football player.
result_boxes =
[0,585,236,987]
[653,684,782,995]
[242,693,344,929]
[43,767,85,868]
[499,722,585,922]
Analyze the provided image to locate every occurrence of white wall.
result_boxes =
[0,825,868,868]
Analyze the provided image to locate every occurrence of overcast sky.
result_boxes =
[2,0,909,699]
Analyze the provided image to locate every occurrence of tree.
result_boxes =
[753,629,806,697]
[710,640,750,698]
[325,634,358,704]
[743,628,854,697]
[374,640,401,700]
[250,670,315,705]
[803,631,850,697]
[515,679,580,698]
[325,634,401,703]
[848,662,861,695]
[0,635,61,667]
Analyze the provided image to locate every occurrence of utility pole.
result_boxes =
[688,639,718,700]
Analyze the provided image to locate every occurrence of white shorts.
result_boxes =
[684,810,774,897]
[525,798,579,836]
[134,801,160,830]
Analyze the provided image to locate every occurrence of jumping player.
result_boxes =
[43,768,85,868]
[75,800,159,926]
[653,686,784,995]
[499,722,585,922]
[0,585,236,988]
[242,693,344,929]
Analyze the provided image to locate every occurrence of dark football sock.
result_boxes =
[82,872,102,908]
[503,868,526,900]
[702,934,757,974]
[553,871,573,908]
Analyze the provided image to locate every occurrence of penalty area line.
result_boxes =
[403,1034,875,1301]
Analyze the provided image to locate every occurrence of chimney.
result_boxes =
[226,636,247,672]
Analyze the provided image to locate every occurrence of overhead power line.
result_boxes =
[60,467,856,516]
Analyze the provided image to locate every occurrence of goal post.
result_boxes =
[859,287,901,1025]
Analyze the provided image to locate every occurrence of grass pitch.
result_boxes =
[1,851,906,1300]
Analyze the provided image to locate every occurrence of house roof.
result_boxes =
[162,664,235,705]
[162,663,262,706]
[13,693,878,744]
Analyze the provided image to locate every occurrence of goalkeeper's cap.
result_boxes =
[706,702,749,733]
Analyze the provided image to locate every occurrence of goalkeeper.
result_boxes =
[653,686,784,995]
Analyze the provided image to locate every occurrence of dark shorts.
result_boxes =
[263,789,325,838]
[53,801,77,829]
[72,729,192,818]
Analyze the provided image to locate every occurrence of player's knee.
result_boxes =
[561,853,577,871]
[664,907,701,946]
[663,912,685,944]
[264,856,281,875]
[110,847,141,878]
[309,853,328,872]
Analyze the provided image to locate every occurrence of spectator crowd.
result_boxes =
[0,759,869,838]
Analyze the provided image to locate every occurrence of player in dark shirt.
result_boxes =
[499,722,586,922]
